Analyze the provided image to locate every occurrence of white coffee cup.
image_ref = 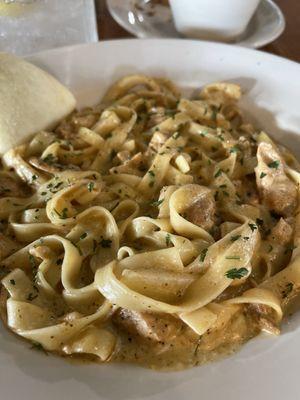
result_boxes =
[169,0,261,41]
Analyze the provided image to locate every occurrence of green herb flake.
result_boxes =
[27,292,38,301]
[284,245,297,255]
[268,244,273,253]
[80,232,88,240]
[260,172,267,179]
[148,170,155,178]
[230,235,241,242]
[225,267,248,280]
[225,256,241,260]
[87,182,95,192]
[29,254,36,268]
[32,174,38,181]
[214,169,223,178]
[248,223,257,232]
[268,160,280,169]
[9,279,16,285]
[282,282,294,299]
[166,233,172,247]
[42,153,56,165]
[211,108,217,121]
[200,248,208,262]
[100,238,112,248]
[230,146,239,153]
[150,199,164,207]
[256,218,264,227]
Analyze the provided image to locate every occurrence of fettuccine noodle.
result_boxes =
[0,75,299,370]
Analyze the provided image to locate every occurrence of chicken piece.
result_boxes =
[269,218,293,245]
[0,175,29,198]
[113,309,183,342]
[185,189,216,231]
[110,152,147,176]
[0,233,19,261]
[248,303,280,335]
[255,142,297,216]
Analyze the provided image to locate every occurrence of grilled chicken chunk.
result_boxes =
[255,142,297,216]
[185,188,216,231]
[113,309,183,342]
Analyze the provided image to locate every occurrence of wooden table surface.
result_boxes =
[95,0,300,63]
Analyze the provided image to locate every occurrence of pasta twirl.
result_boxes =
[0,75,299,370]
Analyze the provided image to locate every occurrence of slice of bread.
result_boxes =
[0,53,76,153]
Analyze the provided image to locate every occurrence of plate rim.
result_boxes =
[25,38,300,70]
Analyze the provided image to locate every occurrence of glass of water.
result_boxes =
[0,0,98,56]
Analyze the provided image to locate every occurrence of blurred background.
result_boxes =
[0,0,298,62]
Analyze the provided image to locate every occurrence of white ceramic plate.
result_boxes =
[107,0,286,49]
[1,39,300,400]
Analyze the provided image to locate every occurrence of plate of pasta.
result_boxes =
[1,39,300,400]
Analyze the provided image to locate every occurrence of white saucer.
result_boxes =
[107,0,285,48]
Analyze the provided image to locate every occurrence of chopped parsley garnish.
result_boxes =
[53,181,63,190]
[27,292,38,301]
[243,236,250,241]
[284,245,297,255]
[230,146,239,153]
[41,192,47,196]
[214,169,223,178]
[42,153,56,165]
[219,184,227,189]
[211,108,217,121]
[148,170,155,178]
[217,134,224,142]
[256,218,264,227]
[230,235,241,242]
[9,279,16,285]
[225,256,240,260]
[166,233,172,247]
[80,232,87,240]
[225,267,248,280]
[268,160,280,169]
[200,248,208,262]
[87,182,95,192]
[32,174,38,181]
[100,238,112,248]
[268,244,273,253]
[150,199,164,207]
[248,223,257,232]
[260,172,267,179]
[282,282,294,298]
[29,254,36,268]
[54,207,68,219]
